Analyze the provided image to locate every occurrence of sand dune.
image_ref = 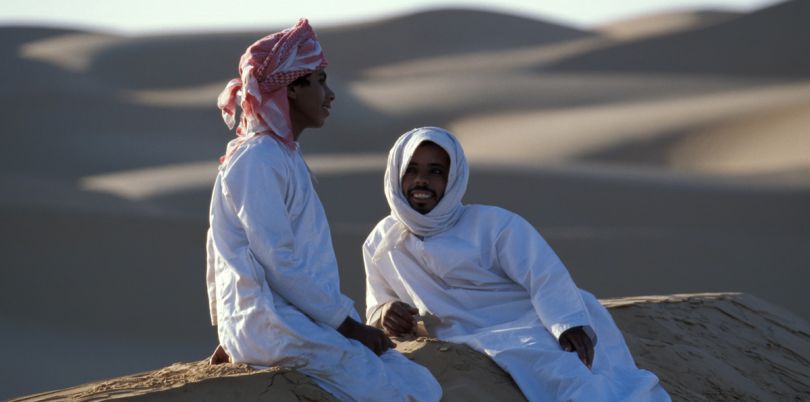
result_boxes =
[17,8,592,92]
[18,32,124,72]
[449,80,810,174]
[1,3,809,399]
[12,293,810,401]
[548,0,810,77]
[0,26,84,51]
[79,154,386,201]
[596,9,741,40]
[351,71,759,119]
[360,9,745,80]
[362,37,609,79]
[318,8,593,76]
[85,32,259,89]
[665,100,810,176]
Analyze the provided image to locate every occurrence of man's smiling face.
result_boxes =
[401,141,450,214]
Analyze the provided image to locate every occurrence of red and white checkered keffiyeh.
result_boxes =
[217,19,328,163]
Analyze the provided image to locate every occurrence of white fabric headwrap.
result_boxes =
[383,127,469,238]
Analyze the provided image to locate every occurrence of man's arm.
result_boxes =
[496,212,596,364]
[377,301,418,337]
[363,236,406,326]
[361,230,420,337]
[559,326,594,368]
[211,317,395,363]
[221,147,353,329]
[337,317,395,355]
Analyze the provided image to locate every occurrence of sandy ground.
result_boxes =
[11,293,810,401]
[1,1,808,399]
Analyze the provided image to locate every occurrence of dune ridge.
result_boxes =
[548,0,810,77]
[10,293,809,401]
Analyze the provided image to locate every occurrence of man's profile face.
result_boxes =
[401,141,450,214]
[288,69,335,133]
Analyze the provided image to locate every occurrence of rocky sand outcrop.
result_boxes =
[13,293,810,401]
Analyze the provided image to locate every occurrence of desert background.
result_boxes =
[1,0,808,399]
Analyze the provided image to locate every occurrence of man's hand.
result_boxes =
[379,301,418,337]
[338,317,395,355]
[209,344,230,365]
[559,326,594,369]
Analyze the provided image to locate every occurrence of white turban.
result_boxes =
[383,127,469,238]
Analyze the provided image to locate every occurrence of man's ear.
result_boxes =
[287,85,297,100]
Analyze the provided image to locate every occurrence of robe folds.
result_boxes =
[206,135,441,402]
[364,204,670,402]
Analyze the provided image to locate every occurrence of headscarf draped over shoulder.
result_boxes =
[217,19,328,163]
[383,127,469,238]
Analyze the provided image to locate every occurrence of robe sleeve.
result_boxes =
[205,227,218,326]
[362,231,399,327]
[496,212,596,343]
[221,149,353,329]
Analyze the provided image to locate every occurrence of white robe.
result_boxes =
[364,204,670,402]
[206,135,441,402]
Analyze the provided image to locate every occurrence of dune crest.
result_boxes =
[596,10,741,40]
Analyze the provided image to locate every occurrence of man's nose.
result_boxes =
[414,172,429,186]
[326,85,336,101]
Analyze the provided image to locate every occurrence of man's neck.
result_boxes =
[290,121,304,141]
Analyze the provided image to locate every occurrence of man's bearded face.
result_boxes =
[401,142,450,214]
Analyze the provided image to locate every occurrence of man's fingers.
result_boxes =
[384,314,415,333]
[574,340,588,366]
[570,334,593,368]
[390,304,417,320]
[391,301,413,310]
[559,336,573,352]
[585,338,594,368]
[569,335,584,359]
[368,332,389,355]
[383,320,409,334]
[560,328,595,369]
[377,334,394,355]
[572,333,594,368]
[387,311,414,327]
[386,336,396,350]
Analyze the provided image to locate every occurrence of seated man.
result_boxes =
[363,127,670,401]
[206,21,440,401]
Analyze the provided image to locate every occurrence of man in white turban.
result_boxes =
[364,127,670,401]
[206,20,441,401]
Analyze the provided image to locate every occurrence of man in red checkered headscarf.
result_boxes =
[206,19,441,401]
[216,18,331,162]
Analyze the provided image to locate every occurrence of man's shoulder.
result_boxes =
[241,135,290,160]
[365,216,398,247]
[223,136,291,174]
[464,204,519,221]
[371,215,398,234]
[462,204,537,235]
